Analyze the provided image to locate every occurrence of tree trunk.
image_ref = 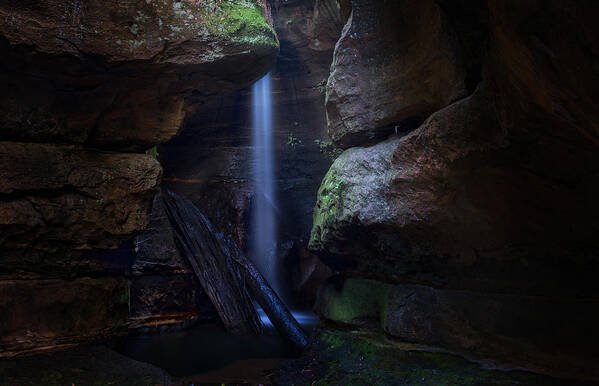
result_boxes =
[162,190,262,335]
[162,190,308,348]
[228,248,309,349]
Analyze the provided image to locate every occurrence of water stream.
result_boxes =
[250,73,280,296]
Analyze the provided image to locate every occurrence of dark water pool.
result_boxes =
[114,310,319,377]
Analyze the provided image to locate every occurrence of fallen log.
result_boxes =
[162,190,308,349]
[162,191,262,335]
[221,234,309,349]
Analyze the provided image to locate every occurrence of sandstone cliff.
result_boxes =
[310,0,599,381]
[0,0,278,355]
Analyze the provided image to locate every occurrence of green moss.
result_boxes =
[315,78,327,94]
[318,168,343,214]
[316,278,392,325]
[321,332,345,350]
[309,164,346,250]
[314,138,343,161]
[287,131,302,149]
[278,329,582,385]
[202,1,278,48]
[121,0,278,53]
[145,146,159,159]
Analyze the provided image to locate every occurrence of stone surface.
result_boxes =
[286,245,333,306]
[325,0,468,148]
[0,277,128,356]
[0,0,279,355]
[489,1,599,149]
[275,328,589,385]
[133,194,185,273]
[0,142,161,276]
[0,0,279,151]
[315,276,599,382]
[310,3,599,294]
[309,136,401,259]
[0,0,277,61]
[309,0,599,380]
[129,194,219,331]
[0,345,172,385]
[129,274,219,333]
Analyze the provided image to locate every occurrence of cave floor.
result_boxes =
[0,345,170,386]
[0,328,593,385]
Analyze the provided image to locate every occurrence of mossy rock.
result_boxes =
[201,0,278,48]
[275,328,590,385]
[308,138,400,256]
[314,277,392,327]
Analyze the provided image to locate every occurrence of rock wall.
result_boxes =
[310,0,599,381]
[0,0,278,355]
[129,194,219,332]
[326,0,468,147]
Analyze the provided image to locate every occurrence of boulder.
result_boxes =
[311,84,599,294]
[310,0,599,378]
[325,0,468,148]
[309,136,402,258]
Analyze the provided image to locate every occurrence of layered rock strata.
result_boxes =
[0,0,278,354]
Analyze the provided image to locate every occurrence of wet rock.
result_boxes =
[314,276,389,329]
[308,136,401,259]
[325,0,468,148]
[0,0,278,61]
[129,274,219,333]
[311,84,599,288]
[489,1,599,150]
[272,0,345,52]
[133,194,184,273]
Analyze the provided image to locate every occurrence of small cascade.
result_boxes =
[250,73,279,295]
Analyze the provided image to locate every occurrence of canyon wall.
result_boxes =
[310,0,599,381]
[0,0,278,355]
[2,0,597,380]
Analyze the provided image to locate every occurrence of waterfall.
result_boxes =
[250,73,279,295]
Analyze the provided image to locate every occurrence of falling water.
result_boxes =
[251,73,279,295]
